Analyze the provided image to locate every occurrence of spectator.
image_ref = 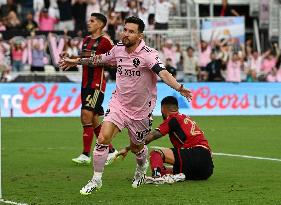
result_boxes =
[198,40,212,81]
[0,33,10,73]
[10,39,24,72]
[114,0,129,21]
[38,8,57,31]
[162,39,177,67]
[205,52,224,82]
[62,38,79,71]
[154,0,175,30]
[0,0,17,18]
[86,0,100,21]
[31,41,45,72]
[220,0,239,17]
[128,0,138,17]
[57,0,73,31]
[138,6,149,29]
[261,52,277,81]
[72,0,87,32]
[225,52,243,82]
[165,58,177,78]
[5,10,21,31]
[107,10,122,43]
[182,46,199,82]
[21,12,38,31]
[247,50,271,81]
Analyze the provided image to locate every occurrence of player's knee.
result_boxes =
[150,149,164,159]
[81,110,93,125]
[97,134,111,145]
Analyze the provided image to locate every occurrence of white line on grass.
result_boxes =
[0,199,28,205]
[150,146,281,162]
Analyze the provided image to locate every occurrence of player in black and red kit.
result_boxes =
[117,96,213,182]
[61,13,118,165]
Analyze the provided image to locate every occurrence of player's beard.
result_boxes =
[122,37,134,47]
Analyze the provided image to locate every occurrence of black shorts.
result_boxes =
[172,147,214,180]
[81,88,104,115]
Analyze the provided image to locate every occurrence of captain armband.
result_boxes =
[151,63,166,75]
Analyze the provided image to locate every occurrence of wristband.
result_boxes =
[177,84,184,92]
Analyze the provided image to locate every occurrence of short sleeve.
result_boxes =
[145,49,166,74]
[100,46,117,65]
[157,118,171,136]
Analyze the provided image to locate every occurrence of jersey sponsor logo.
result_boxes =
[133,58,140,68]
[117,65,141,77]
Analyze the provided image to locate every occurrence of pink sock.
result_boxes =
[93,142,109,173]
[135,145,148,167]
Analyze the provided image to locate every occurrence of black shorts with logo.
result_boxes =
[172,147,214,180]
[81,88,104,115]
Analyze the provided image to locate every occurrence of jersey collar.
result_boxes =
[134,40,145,53]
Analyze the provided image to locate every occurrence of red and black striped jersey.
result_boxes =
[81,34,113,92]
[157,113,211,150]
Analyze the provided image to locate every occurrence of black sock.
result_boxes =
[83,152,90,157]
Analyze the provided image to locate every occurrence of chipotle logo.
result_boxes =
[20,84,81,114]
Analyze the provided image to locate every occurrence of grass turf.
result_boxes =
[1,116,281,205]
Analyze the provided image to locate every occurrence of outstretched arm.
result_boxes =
[145,129,163,145]
[158,70,192,101]
[59,55,104,70]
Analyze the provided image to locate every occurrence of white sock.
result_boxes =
[93,172,103,181]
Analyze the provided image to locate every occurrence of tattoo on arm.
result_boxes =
[78,55,104,66]
[145,129,163,145]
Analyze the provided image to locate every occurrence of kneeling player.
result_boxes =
[117,96,214,183]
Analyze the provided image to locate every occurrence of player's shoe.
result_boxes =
[163,173,186,184]
[145,173,186,185]
[72,154,91,165]
[132,160,149,188]
[80,177,102,195]
[105,149,118,166]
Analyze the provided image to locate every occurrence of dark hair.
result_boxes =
[124,16,145,33]
[187,46,194,51]
[91,13,107,27]
[161,96,178,107]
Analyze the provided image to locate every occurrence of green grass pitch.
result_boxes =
[1,116,281,205]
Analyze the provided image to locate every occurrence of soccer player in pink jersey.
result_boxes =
[59,16,192,195]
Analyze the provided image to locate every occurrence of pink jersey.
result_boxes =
[101,40,160,120]
[226,60,242,82]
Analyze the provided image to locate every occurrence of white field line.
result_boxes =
[0,199,28,205]
[150,146,281,162]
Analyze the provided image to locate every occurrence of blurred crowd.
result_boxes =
[0,0,177,37]
[0,0,281,83]
[158,36,281,83]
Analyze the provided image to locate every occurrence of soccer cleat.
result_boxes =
[132,160,149,188]
[162,173,186,184]
[145,176,165,184]
[105,149,118,166]
[80,178,102,195]
[145,173,186,185]
[72,154,91,165]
